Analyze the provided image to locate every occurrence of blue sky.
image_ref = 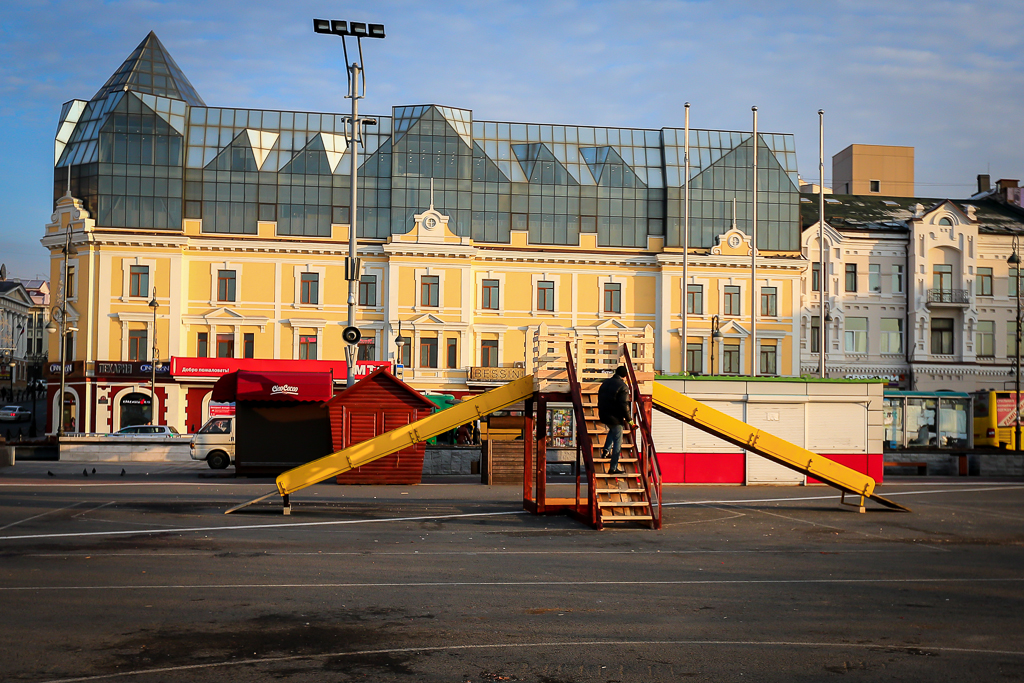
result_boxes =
[1,0,1021,278]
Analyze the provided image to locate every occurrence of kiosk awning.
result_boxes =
[212,370,334,403]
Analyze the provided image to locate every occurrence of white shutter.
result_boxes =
[745,403,805,483]
[684,400,745,452]
[808,402,866,452]
[652,407,683,452]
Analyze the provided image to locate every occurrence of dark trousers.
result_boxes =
[602,422,623,469]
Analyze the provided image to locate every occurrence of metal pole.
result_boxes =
[818,109,826,378]
[1016,241,1021,456]
[57,226,70,436]
[683,102,690,374]
[346,60,361,388]
[151,288,157,424]
[750,106,758,377]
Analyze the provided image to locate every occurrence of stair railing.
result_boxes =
[622,344,662,529]
[565,340,599,528]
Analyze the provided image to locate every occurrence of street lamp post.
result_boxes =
[149,288,158,425]
[823,302,833,379]
[313,18,386,387]
[394,320,406,379]
[710,315,722,376]
[45,224,74,435]
[1008,237,1021,455]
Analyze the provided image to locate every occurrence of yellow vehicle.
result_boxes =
[972,391,1023,449]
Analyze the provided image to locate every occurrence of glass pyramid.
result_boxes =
[92,31,205,106]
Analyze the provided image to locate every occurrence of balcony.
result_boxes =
[468,366,526,385]
[926,289,970,307]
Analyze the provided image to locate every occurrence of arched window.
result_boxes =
[120,392,152,428]
[938,217,953,226]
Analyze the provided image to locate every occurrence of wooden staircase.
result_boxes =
[578,390,655,526]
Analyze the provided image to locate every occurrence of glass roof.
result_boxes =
[92,31,205,106]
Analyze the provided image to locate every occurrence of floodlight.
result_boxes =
[349,22,367,37]
[368,24,386,38]
[331,20,348,35]
[313,19,331,34]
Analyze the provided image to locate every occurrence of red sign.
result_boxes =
[209,402,235,417]
[996,394,1024,427]
[170,357,389,380]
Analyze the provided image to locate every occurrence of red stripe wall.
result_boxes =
[657,453,884,484]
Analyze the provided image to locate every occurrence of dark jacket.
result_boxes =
[597,375,631,426]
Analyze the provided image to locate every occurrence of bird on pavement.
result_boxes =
[92,468,96,474]
[82,468,88,477]
[47,470,54,477]
[120,468,126,476]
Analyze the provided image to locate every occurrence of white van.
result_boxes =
[190,416,235,469]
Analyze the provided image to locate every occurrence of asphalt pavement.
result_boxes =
[1,461,1023,682]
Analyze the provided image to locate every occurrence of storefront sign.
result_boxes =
[170,357,389,380]
[209,402,235,417]
[95,361,170,378]
[844,373,905,388]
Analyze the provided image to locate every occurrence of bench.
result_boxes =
[884,461,927,475]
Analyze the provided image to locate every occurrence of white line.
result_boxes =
[663,485,1024,507]
[0,509,528,541]
[31,638,1024,683]
[0,502,85,532]
[3,576,1022,592]
[71,502,115,518]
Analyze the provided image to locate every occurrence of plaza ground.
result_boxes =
[1,461,1023,682]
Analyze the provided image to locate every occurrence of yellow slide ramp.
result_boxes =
[275,374,536,498]
[652,383,909,512]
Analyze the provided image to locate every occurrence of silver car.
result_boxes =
[0,406,31,422]
[113,424,180,436]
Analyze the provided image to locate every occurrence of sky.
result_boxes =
[1,0,1021,279]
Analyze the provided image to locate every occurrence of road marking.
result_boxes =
[0,509,529,541]
[1,484,1022,543]
[71,502,115,518]
[3,576,1023,592]
[31,638,1024,682]
[0,502,85,532]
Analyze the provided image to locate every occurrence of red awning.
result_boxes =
[211,370,334,403]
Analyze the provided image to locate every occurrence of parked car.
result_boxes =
[0,406,31,422]
[113,424,180,436]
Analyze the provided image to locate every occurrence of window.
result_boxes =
[197,332,208,357]
[604,283,621,314]
[1008,328,1020,359]
[398,336,411,367]
[723,285,741,316]
[845,317,867,354]
[931,318,954,355]
[298,334,317,360]
[723,344,740,375]
[686,285,703,315]
[128,329,147,361]
[880,318,903,354]
[421,275,439,307]
[845,263,857,292]
[481,279,499,310]
[760,344,778,375]
[536,280,555,311]
[420,337,438,368]
[760,287,777,317]
[977,321,995,357]
[481,339,498,367]
[129,265,149,298]
[686,343,703,374]
[300,273,319,305]
[977,267,993,297]
[217,270,236,302]
[869,180,880,193]
[810,316,821,354]
[66,266,75,299]
[357,341,376,361]
[811,262,821,293]
[892,264,904,294]
[358,275,377,306]
[869,264,881,292]
[1012,268,1020,297]
[63,333,74,363]
[216,333,234,358]
[446,338,458,369]
[243,332,254,359]
[933,264,952,292]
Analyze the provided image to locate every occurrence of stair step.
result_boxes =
[596,488,646,494]
[593,457,638,463]
[597,501,650,508]
[602,515,654,521]
[595,472,640,478]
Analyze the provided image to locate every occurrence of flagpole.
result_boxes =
[683,102,690,373]
[750,106,758,377]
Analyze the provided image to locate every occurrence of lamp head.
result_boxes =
[1009,251,1021,265]
[46,320,57,334]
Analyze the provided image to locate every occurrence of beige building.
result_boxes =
[832,144,914,197]
[800,194,1024,392]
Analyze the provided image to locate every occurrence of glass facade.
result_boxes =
[55,33,802,253]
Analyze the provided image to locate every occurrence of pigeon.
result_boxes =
[91,468,96,474]
[47,470,54,477]
[120,468,126,476]
[82,468,88,477]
